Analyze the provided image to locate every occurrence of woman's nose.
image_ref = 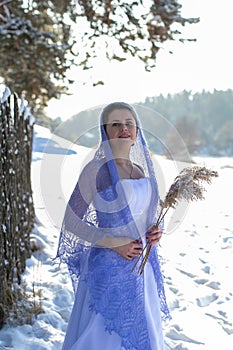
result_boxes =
[121,123,128,131]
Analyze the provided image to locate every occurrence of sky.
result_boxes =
[45,0,233,121]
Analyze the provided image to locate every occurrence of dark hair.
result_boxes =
[101,102,138,127]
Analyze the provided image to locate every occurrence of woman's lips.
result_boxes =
[119,134,130,138]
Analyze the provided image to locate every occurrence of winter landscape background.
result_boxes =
[0,124,232,350]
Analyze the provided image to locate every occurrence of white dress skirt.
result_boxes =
[62,178,164,350]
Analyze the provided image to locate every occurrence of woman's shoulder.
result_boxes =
[80,158,110,190]
[81,158,105,175]
[132,162,145,178]
[133,162,144,172]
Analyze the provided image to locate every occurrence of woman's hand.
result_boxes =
[146,225,162,246]
[113,240,142,260]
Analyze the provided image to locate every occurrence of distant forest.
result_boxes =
[52,89,233,158]
[141,89,233,157]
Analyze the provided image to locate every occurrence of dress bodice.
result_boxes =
[120,178,152,241]
[93,177,153,242]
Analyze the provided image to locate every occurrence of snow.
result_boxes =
[0,86,11,103]
[0,124,232,349]
[0,85,35,125]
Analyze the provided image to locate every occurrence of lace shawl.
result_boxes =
[56,103,170,349]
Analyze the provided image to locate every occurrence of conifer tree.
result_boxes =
[0,0,198,112]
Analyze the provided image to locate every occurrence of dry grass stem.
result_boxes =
[132,166,218,274]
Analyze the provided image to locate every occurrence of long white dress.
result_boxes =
[62,178,164,350]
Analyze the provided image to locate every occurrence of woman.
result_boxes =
[56,102,170,350]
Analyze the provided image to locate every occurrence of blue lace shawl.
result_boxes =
[56,103,170,349]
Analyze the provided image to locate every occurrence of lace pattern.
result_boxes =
[85,248,152,350]
[55,103,171,349]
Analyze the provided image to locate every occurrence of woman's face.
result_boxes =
[105,109,137,148]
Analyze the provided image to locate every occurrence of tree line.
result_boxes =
[141,89,233,156]
[51,89,233,158]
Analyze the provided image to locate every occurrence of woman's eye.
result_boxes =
[111,121,136,128]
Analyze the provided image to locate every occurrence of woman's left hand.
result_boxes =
[146,225,162,246]
[112,240,142,260]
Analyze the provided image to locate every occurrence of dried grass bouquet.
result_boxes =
[132,166,219,275]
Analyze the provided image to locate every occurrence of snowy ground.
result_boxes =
[0,124,232,349]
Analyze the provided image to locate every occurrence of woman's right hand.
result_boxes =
[113,240,142,260]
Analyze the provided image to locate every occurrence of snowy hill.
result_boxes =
[0,124,232,349]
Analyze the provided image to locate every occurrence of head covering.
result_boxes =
[56,102,158,258]
[55,102,170,328]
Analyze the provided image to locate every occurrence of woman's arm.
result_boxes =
[96,237,143,261]
[96,236,133,248]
